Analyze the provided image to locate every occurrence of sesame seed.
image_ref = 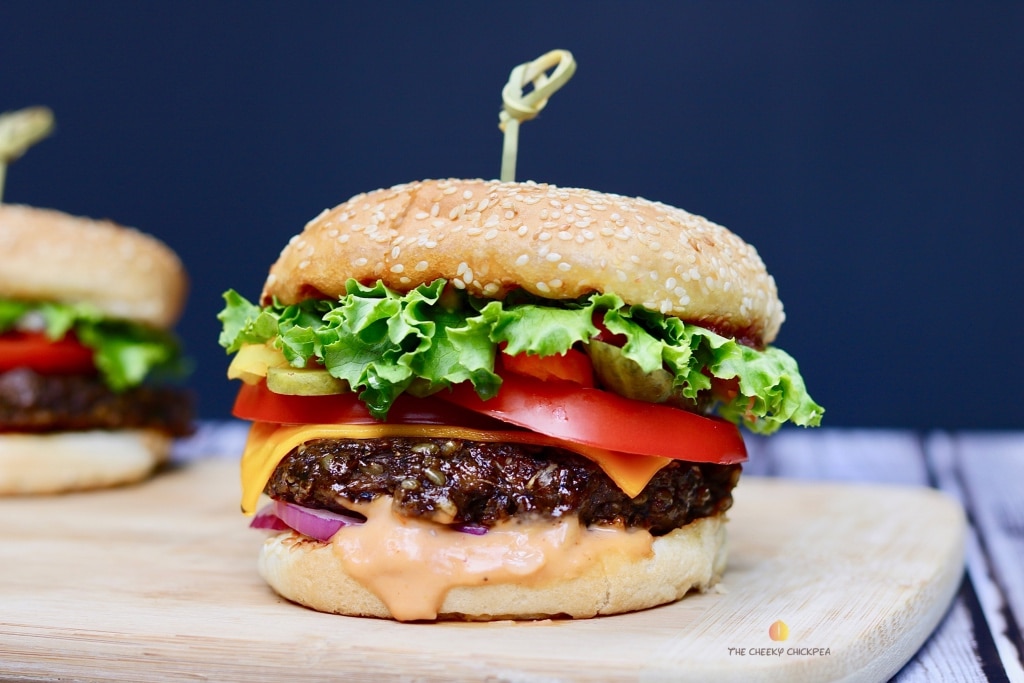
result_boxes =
[483,282,500,295]
[536,281,551,293]
[337,234,350,244]
[452,278,466,289]
[466,227,482,236]
[517,225,529,236]
[443,187,457,195]
[484,229,498,240]
[298,260,310,269]
[390,264,404,274]
[414,211,429,220]
[327,228,339,237]
[539,232,552,241]
[415,261,429,271]
[545,252,561,262]
[354,257,368,267]
[558,262,571,272]
[515,254,529,266]
[557,231,573,241]
[391,246,401,259]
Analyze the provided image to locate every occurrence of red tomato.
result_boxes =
[232,382,512,431]
[233,373,746,465]
[500,349,594,387]
[438,372,747,464]
[0,332,95,374]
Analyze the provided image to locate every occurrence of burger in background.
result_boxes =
[0,107,193,494]
[219,178,823,622]
[0,206,194,494]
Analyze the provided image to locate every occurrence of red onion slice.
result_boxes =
[250,504,290,531]
[250,500,489,539]
[249,500,365,541]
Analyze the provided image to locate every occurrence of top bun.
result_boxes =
[0,204,187,329]
[262,179,784,344]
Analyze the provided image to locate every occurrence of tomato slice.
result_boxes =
[232,382,513,431]
[500,349,594,387]
[438,372,747,464]
[233,373,746,465]
[0,332,96,374]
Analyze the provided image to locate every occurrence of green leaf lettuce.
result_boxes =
[218,279,823,433]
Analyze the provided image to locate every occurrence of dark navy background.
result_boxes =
[2,2,1021,429]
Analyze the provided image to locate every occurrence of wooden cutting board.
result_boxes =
[0,459,965,682]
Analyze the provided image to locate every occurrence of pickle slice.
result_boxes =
[586,339,674,403]
[266,367,350,396]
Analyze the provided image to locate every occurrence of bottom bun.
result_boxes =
[0,430,171,495]
[258,512,727,622]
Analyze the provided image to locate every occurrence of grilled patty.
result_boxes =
[266,437,741,535]
[0,368,193,437]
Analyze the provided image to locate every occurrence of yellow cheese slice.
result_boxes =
[239,421,671,514]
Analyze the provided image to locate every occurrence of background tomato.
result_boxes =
[0,332,95,374]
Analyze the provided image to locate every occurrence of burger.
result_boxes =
[218,178,823,621]
[0,204,193,494]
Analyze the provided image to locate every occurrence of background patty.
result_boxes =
[0,368,193,436]
[265,437,741,535]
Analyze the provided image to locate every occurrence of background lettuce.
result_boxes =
[1,299,186,391]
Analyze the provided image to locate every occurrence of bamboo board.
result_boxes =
[0,459,965,682]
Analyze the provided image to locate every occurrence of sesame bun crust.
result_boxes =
[0,204,188,329]
[0,429,171,495]
[257,513,726,621]
[262,179,784,344]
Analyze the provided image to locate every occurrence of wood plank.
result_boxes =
[929,432,1024,683]
[0,458,965,682]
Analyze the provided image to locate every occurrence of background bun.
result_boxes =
[257,513,726,621]
[262,179,784,344]
[0,204,188,329]
[0,430,171,495]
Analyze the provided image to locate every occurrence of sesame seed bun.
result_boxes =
[257,511,726,621]
[262,179,784,344]
[0,204,187,329]
[0,430,171,495]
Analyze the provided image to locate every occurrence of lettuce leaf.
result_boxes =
[217,279,824,432]
[0,299,186,391]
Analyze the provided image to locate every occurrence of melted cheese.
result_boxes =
[239,421,670,514]
[323,496,655,621]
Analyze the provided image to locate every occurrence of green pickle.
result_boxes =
[266,366,349,396]
[586,339,674,403]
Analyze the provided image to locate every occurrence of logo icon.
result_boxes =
[768,620,789,642]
